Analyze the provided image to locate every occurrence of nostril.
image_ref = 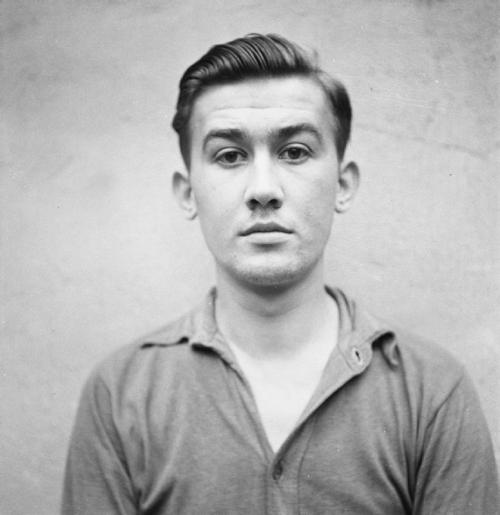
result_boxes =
[247,198,259,210]
[246,197,282,210]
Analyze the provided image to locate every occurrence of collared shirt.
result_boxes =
[62,287,499,514]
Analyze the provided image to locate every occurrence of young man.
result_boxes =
[62,34,498,514]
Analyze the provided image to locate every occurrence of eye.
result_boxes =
[279,145,311,163]
[215,149,247,167]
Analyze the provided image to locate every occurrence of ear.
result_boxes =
[172,170,197,220]
[335,161,360,213]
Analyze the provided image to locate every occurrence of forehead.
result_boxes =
[189,76,336,141]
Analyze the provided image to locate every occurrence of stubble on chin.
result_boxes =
[225,254,319,292]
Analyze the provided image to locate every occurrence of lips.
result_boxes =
[240,222,292,236]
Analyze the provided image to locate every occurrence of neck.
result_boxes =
[215,261,338,359]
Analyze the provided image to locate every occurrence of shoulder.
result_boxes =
[391,325,469,402]
[338,287,467,396]
[341,289,470,413]
[83,306,199,403]
[368,316,478,424]
[391,325,465,385]
[354,306,495,463]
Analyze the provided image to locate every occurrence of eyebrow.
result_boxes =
[275,123,324,143]
[202,128,246,150]
[202,123,324,151]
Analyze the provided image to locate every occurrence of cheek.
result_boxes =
[192,183,235,237]
[299,182,336,242]
[303,176,336,216]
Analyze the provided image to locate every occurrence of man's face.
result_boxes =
[180,76,352,289]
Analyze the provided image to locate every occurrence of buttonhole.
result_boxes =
[352,347,363,365]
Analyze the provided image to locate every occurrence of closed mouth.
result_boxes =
[240,222,292,236]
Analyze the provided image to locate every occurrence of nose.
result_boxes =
[244,154,284,210]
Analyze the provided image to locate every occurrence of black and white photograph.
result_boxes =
[2,1,499,513]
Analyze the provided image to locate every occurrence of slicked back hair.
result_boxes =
[172,33,352,168]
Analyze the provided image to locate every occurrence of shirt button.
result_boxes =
[272,462,283,480]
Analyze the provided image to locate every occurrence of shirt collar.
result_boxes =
[141,286,395,370]
[331,286,395,371]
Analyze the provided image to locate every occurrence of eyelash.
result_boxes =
[279,145,311,163]
[214,149,247,166]
[214,145,312,167]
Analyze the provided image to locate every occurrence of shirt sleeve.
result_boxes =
[412,371,499,514]
[61,369,137,515]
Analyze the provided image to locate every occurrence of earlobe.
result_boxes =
[172,170,197,220]
[335,161,360,213]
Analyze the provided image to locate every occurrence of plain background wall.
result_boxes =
[2,0,499,513]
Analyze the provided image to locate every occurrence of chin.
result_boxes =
[231,259,313,291]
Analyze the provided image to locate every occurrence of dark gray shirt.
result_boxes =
[62,288,499,514]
